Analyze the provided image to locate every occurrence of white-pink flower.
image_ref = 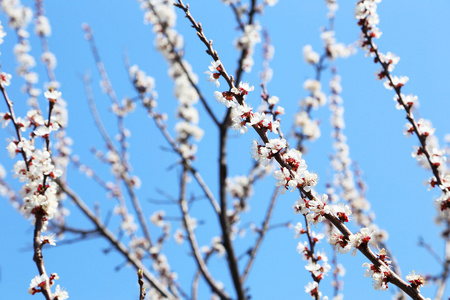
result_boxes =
[293,222,304,238]
[303,45,320,64]
[383,75,408,90]
[0,72,12,86]
[174,229,184,245]
[328,231,351,254]
[41,234,57,246]
[150,210,165,227]
[304,281,321,298]
[52,285,69,300]
[405,271,426,290]
[44,89,62,101]
[28,274,49,295]
[0,112,11,128]
[238,81,254,96]
[416,118,435,137]
[205,60,222,87]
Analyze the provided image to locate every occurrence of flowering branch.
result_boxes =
[174,1,429,299]
[141,0,220,127]
[0,77,29,166]
[356,2,450,297]
[357,0,448,195]
[173,2,236,93]
[1,52,68,299]
[57,181,178,299]
[231,0,258,83]
[82,73,154,246]
[2,0,448,298]
[32,212,53,300]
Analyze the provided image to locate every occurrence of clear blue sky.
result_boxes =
[1,0,450,299]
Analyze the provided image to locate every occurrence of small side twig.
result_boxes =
[138,269,146,300]
[241,186,279,282]
[179,164,231,300]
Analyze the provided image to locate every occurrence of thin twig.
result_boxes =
[434,238,450,300]
[135,90,221,215]
[179,164,231,300]
[58,181,178,299]
[82,74,154,247]
[138,269,146,300]
[241,186,279,282]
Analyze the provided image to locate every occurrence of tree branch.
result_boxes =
[57,181,178,299]
[179,164,231,300]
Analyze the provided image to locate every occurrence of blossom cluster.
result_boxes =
[324,0,338,19]
[0,20,6,44]
[140,0,203,160]
[328,226,373,256]
[114,204,139,235]
[259,31,275,84]
[1,0,32,32]
[355,0,382,49]
[5,91,63,230]
[28,273,68,299]
[405,271,426,291]
[272,149,318,194]
[293,194,351,226]
[294,222,331,299]
[234,22,261,72]
[111,63,156,118]
[226,163,275,226]
[250,138,285,166]
[295,45,325,142]
[214,78,281,136]
[204,60,222,88]
[220,0,267,72]
[321,30,354,61]
[226,175,253,202]
[1,0,45,109]
[361,249,391,291]
[129,64,156,97]
[2,0,70,177]
[294,77,323,142]
[295,1,354,147]
[147,210,179,289]
[328,75,388,245]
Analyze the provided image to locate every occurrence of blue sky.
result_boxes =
[1,0,450,299]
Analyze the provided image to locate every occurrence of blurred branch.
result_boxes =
[82,73,154,247]
[135,90,221,215]
[241,186,279,282]
[57,181,178,299]
[179,164,231,300]
[143,0,220,127]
